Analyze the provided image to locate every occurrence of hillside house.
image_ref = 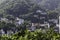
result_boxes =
[15,17,24,26]
[29,9,49,31]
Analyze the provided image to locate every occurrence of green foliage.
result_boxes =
[0,29,60,40]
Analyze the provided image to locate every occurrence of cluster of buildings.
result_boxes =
[0,8,59,35]
[0,17,24,35]
[28,9,59,32]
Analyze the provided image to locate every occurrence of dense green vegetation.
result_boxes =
[0,28,60,40]
[0,20,59,40]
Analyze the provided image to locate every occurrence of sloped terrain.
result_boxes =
[0,0,60,18]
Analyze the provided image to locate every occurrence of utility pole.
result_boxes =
[59,16,60,33]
